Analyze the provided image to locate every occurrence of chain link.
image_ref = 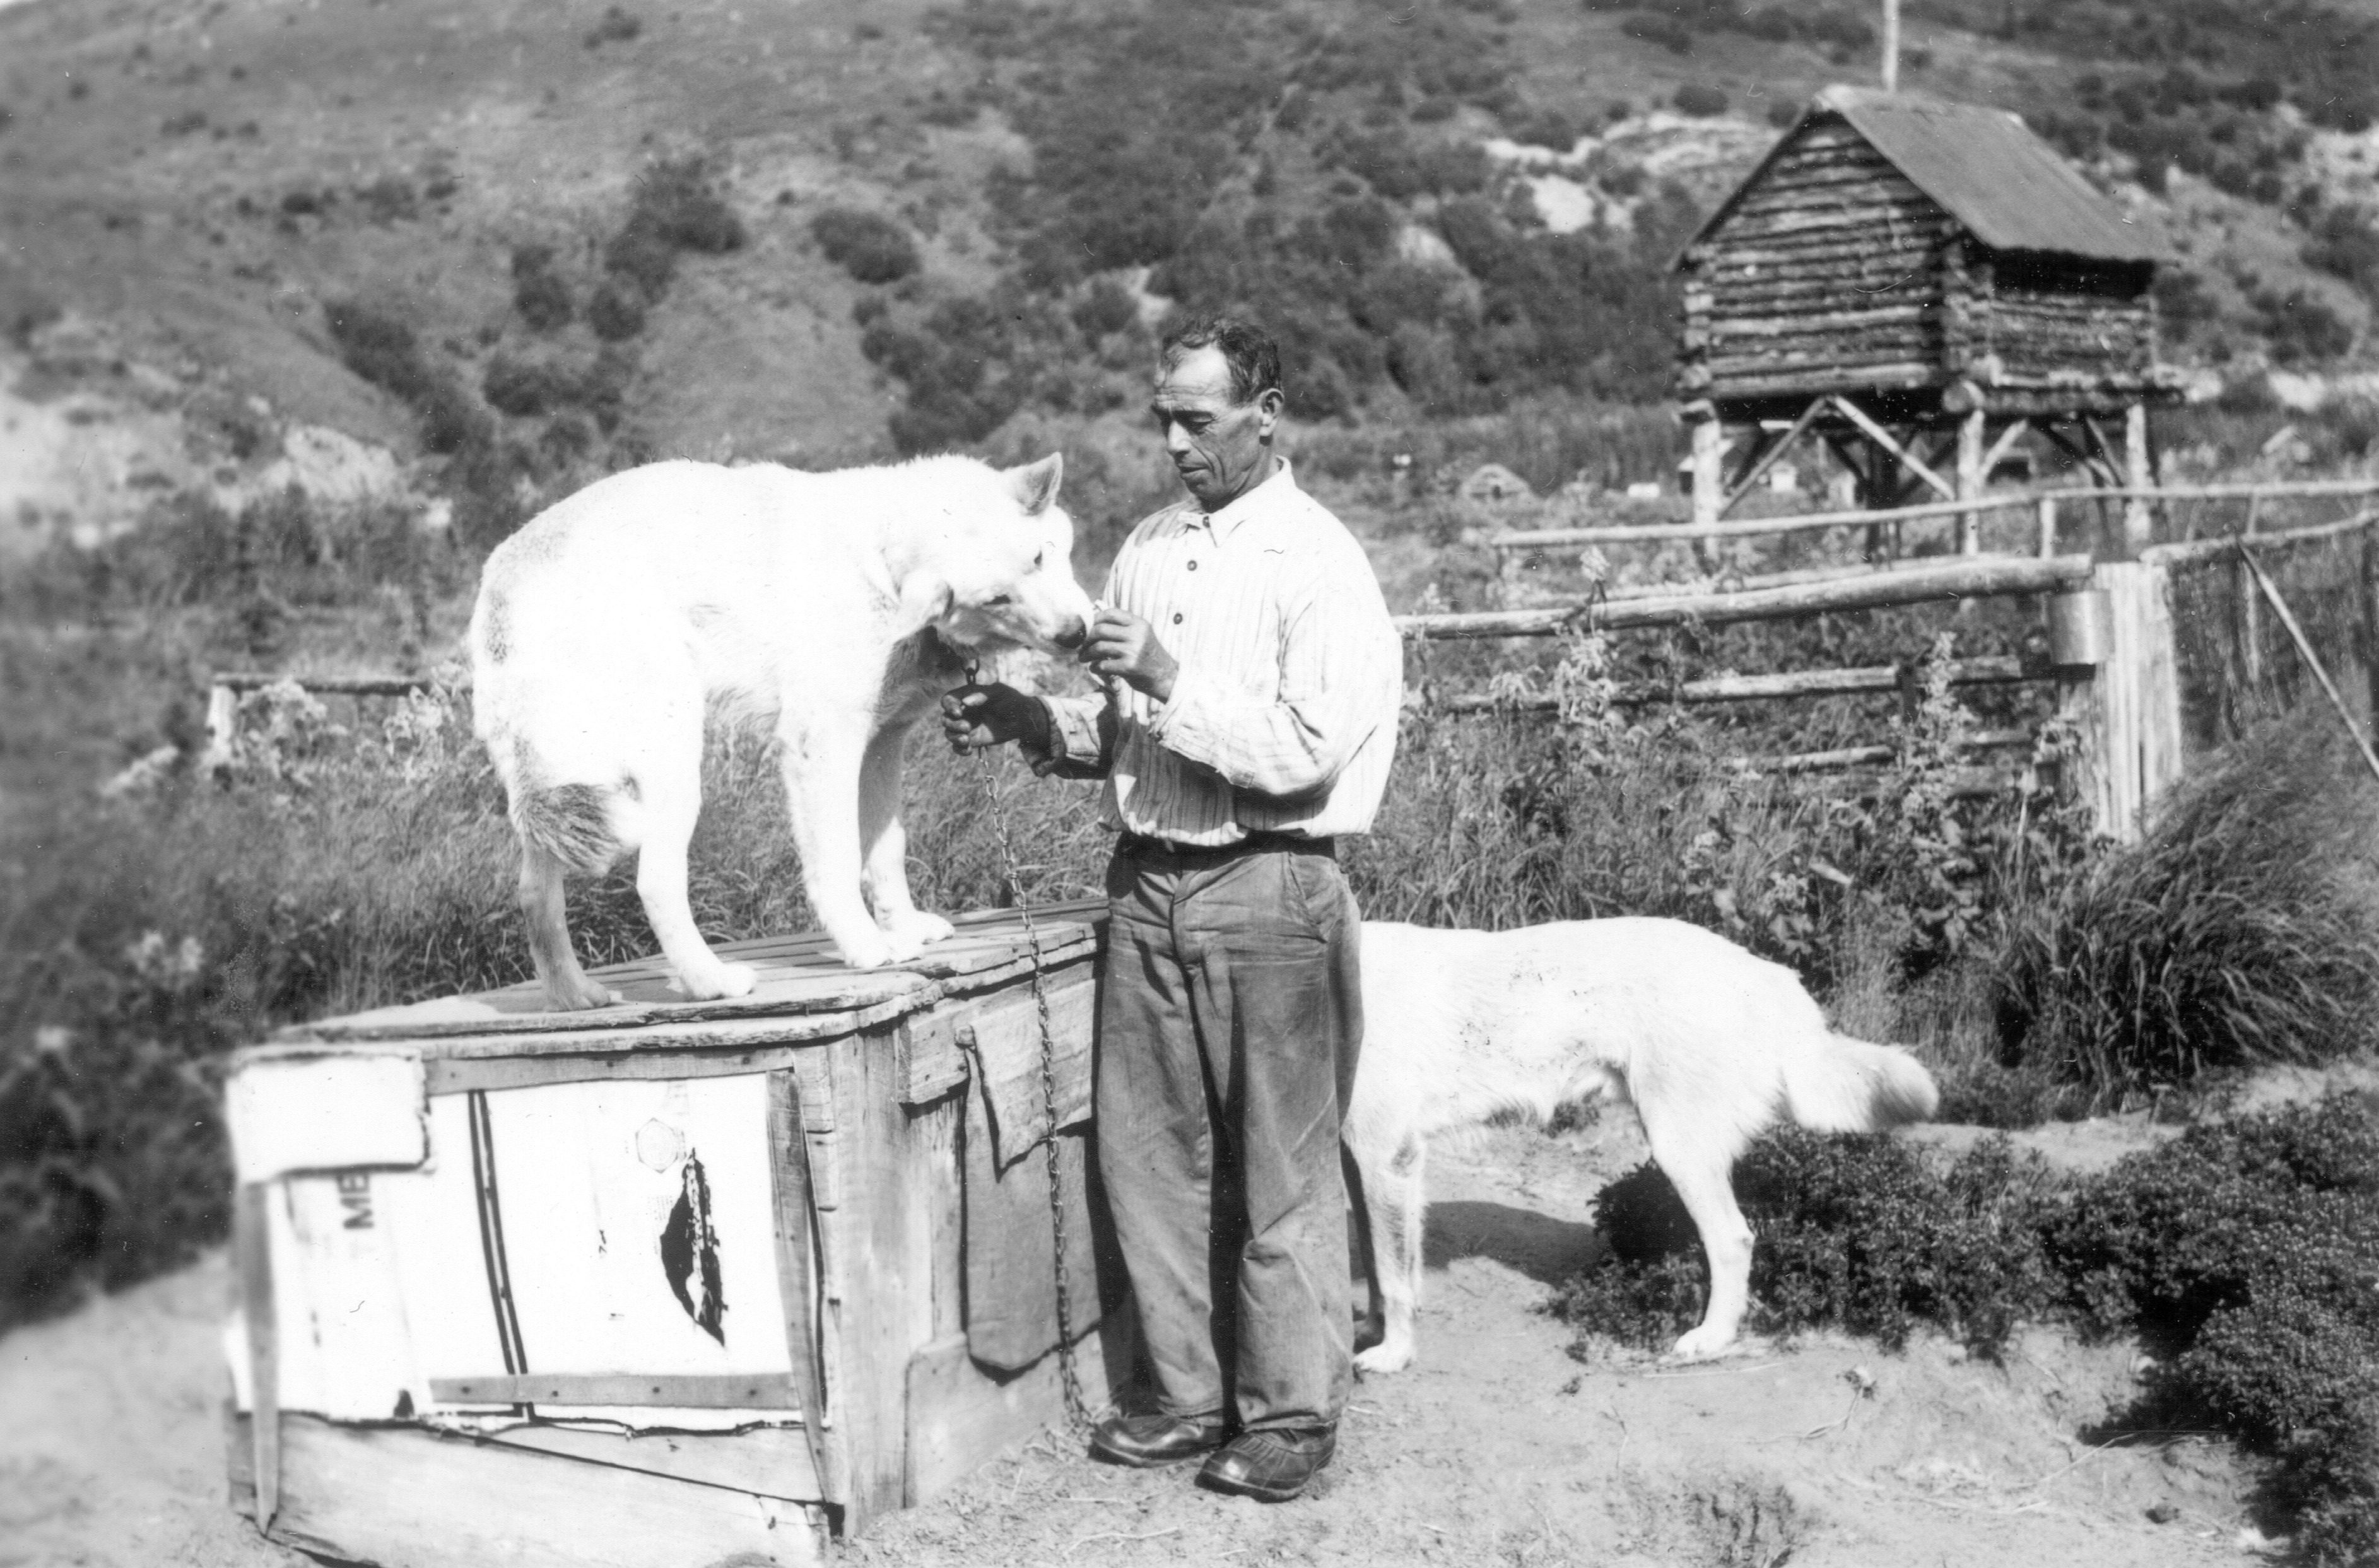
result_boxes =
[962,668,1093,1434]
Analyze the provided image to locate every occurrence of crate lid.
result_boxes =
[267,902,1103,1048]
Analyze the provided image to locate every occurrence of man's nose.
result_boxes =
[1163,421,1192,456]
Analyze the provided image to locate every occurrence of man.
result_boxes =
[941,316,1402,1502]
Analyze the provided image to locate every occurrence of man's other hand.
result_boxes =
[941,683,1052,755]
[1080,607,1179,701]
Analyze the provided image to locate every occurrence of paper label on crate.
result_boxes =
[226,1050,428,1183]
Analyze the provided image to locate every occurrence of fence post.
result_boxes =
[202,682,239,774]
[2122,401,2154,551]
[2086,560,2185,843]
[2035,494,2058,558]
[1956,408,1985,555]
[2363,527,2379,727]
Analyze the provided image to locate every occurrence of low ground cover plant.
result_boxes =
[1557,1096,2379,1562]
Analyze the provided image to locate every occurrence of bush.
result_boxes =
[1560,1131,2058,1360]
[1672,83,1729,119]
[587,279,647,341]
[811,207,922,284]
[482,354,579,417]
[585,4,640,47]
[510,243,574,332]
[322,298,489,455]
[628,156,746,254]
[1560,1096,2379,1558]
[1997,713,2379,1111]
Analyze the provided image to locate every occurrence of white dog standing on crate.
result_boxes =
[1342,918,1940,1369]
[469,453,1094,1009]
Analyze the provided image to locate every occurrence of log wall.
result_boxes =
[1680,121,1954,400]
[1680,117,2160,402]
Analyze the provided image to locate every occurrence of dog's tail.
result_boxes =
[1783,1034,1941,1133]
[512,781,625,876]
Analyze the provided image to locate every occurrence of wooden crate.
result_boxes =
[221,903,1131,1565]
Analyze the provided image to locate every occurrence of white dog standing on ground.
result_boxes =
[469,453,1094,1009]
[1343,918,1940,1369]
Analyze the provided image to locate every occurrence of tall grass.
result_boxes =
[1996,710,2379,1109]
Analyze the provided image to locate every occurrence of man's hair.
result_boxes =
[1160,315,1283,407]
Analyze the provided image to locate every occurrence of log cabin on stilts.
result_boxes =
[1675,85,2183,553]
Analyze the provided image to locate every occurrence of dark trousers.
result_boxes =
[1096,836,1364,1434]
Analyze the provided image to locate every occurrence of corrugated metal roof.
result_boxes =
[1683,86,2166,266]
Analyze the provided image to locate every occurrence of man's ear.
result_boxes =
[900,571,955,630]
[1255,387,1284,441]
[1005,453,1064,515]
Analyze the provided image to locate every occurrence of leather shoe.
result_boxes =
[1089,1411,1228,1467]
[1196,1426,1336,1502]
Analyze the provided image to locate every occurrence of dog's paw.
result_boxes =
[1666,1325,1739,1362]
[545,979,625,1012]
[1353,1338,1415,1377]
[670,962,758,1000]
[882,909,956,948]
[835,930,898,969]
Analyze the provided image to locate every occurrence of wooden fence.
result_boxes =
[201,481,2379,846]
[1416,477,2379,843]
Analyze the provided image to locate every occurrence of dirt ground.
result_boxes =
[1,1112,2270,1568]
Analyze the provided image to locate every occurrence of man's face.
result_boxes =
[1150,344,1280,513]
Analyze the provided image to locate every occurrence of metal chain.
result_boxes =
[962,665,1093,1434]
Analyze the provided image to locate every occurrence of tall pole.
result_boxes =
[1881,0,1900,93]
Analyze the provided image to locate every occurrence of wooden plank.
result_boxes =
[896,1003,968,1106]
[428,1374,802,1408]
[904,1325,1131,1507]
[1706,304,1936,337]
[1437,655,2031,712]
[822,1021,928,1536]
[269,920,1097,1046]
[767,1069,842,1516]
[1398,555,2094,641]
[2092,561,2185,841]
[960,977,1098,1166]
[214,672,433,696]
[1488,491,2041,549]
[2139,509,2378,566]
[479,1424,821,1504]
[257,1413,826,1568]
[1832,399,1956,500]
[234,1182,281,1533]
[428,1042,821,1095]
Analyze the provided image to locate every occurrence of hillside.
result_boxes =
[3,0,2379,554]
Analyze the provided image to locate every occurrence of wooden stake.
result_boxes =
[2123,401,2154,549]
[234,1182,281,1536]
[2241,543,2379,787]
[1882,0,1901,92]
[1956,407,1987,556]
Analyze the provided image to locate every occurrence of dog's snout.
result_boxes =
[1055,618,1088,651]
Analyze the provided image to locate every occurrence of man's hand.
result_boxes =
[1080,607,1179,702]
[940,682,1052,755]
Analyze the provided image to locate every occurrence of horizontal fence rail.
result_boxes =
[1434,655,2035,714]
[212,672,435,696]
[1394,554,2094,641]
[1488,478,2379,553]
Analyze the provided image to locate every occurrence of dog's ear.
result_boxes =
[900,571,955,631]
[1004,453,1064,515]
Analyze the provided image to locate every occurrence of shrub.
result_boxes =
[1996,712,2379,1111]
[811,207,921,284]
[1069,278,1138,340]
[482,354,579,418]
[585,4,641,47]
[1560,1096,2379,1557]
[510,243,574,332]
[1558,1131,2059,1360]
[322,298,490,455]
[630,156,746,254]
[1672,83,1729,119]
[355,175,417,223]
[586,279,647,340]
[602,222,677,301]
